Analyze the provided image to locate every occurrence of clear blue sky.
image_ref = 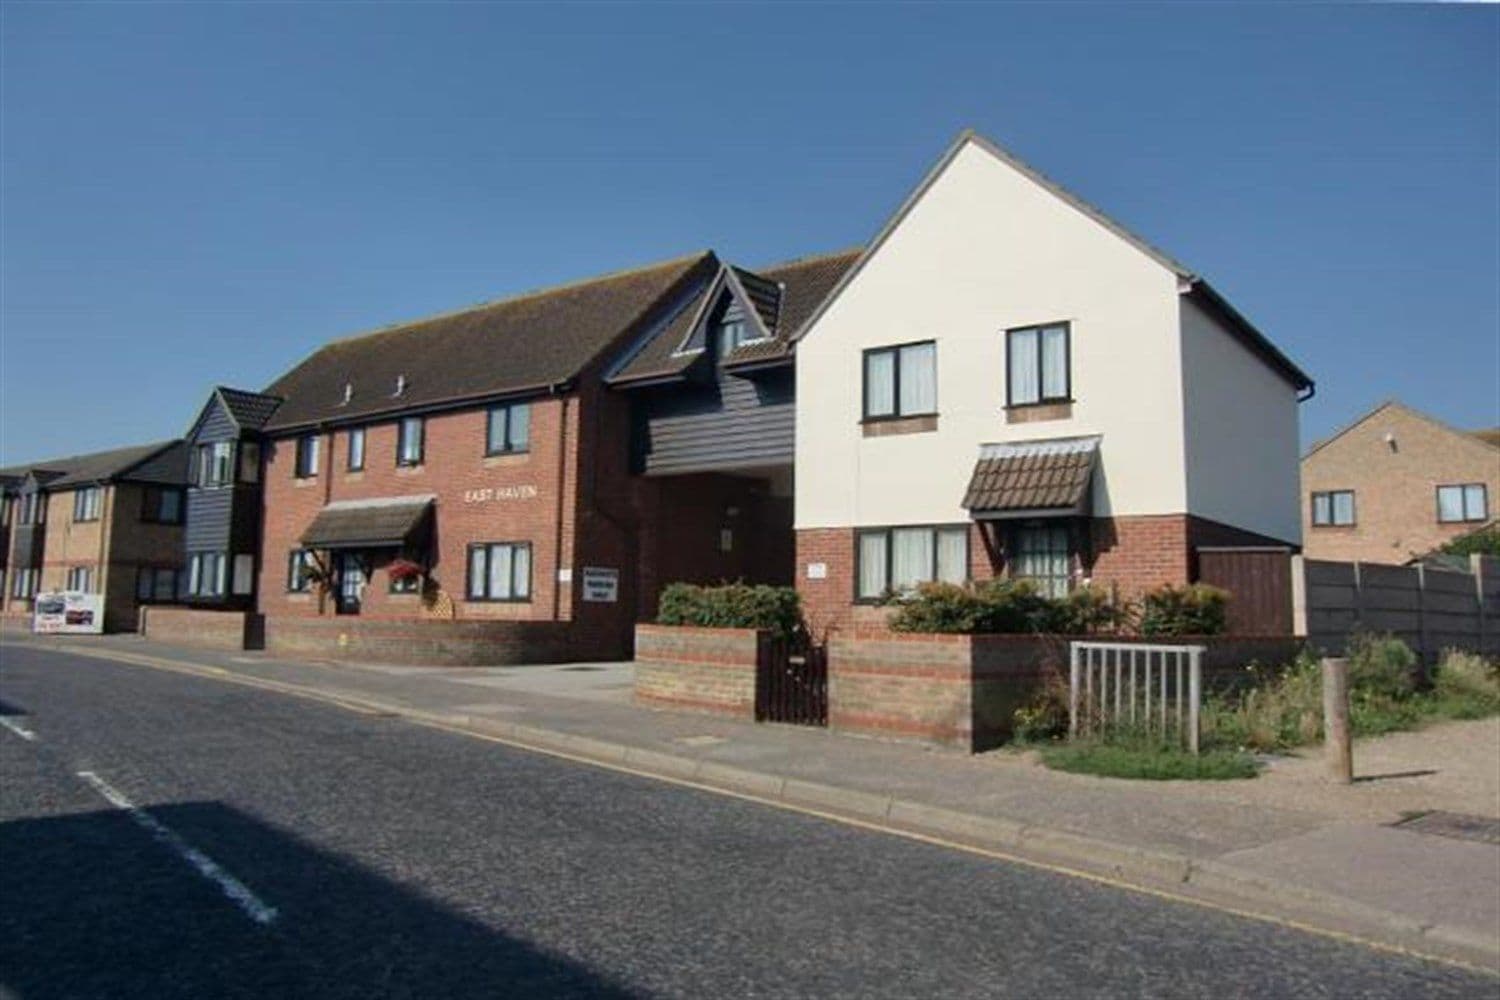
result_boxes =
[3,3,1496,466]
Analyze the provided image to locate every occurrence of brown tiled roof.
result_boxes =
[609,248,860,383]
[0,440,187,489]
[962,436,1101,514]
[263,252,715,431]
[301,495,435,549]
[216,387,283,430]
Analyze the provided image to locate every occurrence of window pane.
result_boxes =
[1332,492,1355,525]
[155,571,176,601]
[936,528,968,584]
[1009,330,1040,405]
[240,441,261,482]
[1438,486,1462,523]
[137,570,152,600]
[487,408,505,453]
[1464,484,1487,520]
[189,555,202,596]
[898,343,936,415]
[161,490,181,523]
[508,405,530,451]
[468,547,486,598]
[1041,326,1068,399]
[865,351,895,418]
[512,545,531,599]
[348,430,364,470]
[891,528,934,591]
[1312,494,1330,525]
[858,533,888,599]
[489,545,513,600]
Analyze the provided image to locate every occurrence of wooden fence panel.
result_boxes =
[1197,548,1293,635]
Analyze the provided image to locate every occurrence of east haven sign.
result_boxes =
[462,484,539,504]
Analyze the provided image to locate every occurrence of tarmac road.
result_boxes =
[1,642,1494,999]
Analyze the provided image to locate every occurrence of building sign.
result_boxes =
[32,591,104,635]
[463,484,539,504]
[581,567,619,603]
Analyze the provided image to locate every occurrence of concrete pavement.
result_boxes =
[5,631,1499,973]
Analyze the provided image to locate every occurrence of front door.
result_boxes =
[337,552,365,614]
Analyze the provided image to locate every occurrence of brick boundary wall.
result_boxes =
[632,624,764,718]
[139,606,254,651]
[262,615,580,667]
[829,632,1304,752]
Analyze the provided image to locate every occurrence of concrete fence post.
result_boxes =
[1068,642,1081,739]
[1473,554,1489,654]
[1290,554,1309,639]
[1415,563,1431,667]
[1322,657,1353,785]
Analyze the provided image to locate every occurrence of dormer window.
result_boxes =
[718,305,750,359]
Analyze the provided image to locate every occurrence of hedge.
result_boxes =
[656,583,802,640]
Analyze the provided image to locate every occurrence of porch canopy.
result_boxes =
[300,494,435,550]
[961,436,1101,520]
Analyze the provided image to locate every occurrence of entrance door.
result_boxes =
[337,552,366,614]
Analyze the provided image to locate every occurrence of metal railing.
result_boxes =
[1069,641,1205,754]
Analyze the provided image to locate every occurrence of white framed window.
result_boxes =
[287,550,316,593]
[397,417,424,467]
[1010,523,1073,598]
[294,435,320,479]
[72,487,101,522]
[142,486,183,524]
[66,566,95,592]
[1311,490,1356,526]
[855,525,968,600]
[347,428,366,471]
[486,403,531,456]
[862,341,937,420]
[466,542,532,601]
[187,552,227,598]
[1437,484,1488,524]
[1007,323,1071,407]
[11,568,38,599]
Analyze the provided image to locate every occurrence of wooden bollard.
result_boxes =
[1322,657,1353,784]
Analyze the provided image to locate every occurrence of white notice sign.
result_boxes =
[32,591,105,635]
[581,567,618,603]
[806,562,828,580]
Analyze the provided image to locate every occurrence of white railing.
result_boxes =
[1069,641,1205,754]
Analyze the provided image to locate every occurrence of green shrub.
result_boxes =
[1432,649,1500,716]
[1200,654,1323,753]
[1346,632,1418,701]
[656,582,802,640]
[1438,525,1500,558]
[1011,669,1071,743]
[887,579,1128,635]
[1137,583,1228,637]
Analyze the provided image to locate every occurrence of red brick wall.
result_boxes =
[263,615,580,666]
[140,606,251,650]
[632,623,762,717]
[798,516,1270,635]
[258,397,580,624]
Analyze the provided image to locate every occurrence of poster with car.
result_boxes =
[32,591,105,635]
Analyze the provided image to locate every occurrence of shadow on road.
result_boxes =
[0,802,639,999]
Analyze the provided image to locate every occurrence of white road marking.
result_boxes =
[0,716,36,741]
[76,770,278,926]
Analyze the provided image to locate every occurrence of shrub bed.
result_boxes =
[885,580,1223,637]
[656,583,802,641]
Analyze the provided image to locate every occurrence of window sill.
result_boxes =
[861,414,938,438]
[293,477,318,488]
[395,464,425,476]
[1005,401,1074,424]
[345,471,365,482]
[483,451,531,468]
[1309,524,1357,530]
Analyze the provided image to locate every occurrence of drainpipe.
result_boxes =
[552,384,570,621]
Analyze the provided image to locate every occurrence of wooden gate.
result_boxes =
[1197,546,1294,634]
[756,635,827,726]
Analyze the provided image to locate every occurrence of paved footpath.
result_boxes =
[4,632,1499,975]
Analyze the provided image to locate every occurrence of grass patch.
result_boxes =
[1038,741,1259,781]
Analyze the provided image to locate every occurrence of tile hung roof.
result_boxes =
[216,387,283,430]
[0,440,187,490]
[301,495,436,549]
[962,436,1101,516]
[609,248,861,384]
[262,252,716,432]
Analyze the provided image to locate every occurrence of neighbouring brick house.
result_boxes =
[1300,400,1500,564]
[0,441,189,632]
[791,131,1315,635]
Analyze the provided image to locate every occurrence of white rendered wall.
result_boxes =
[1179,297,1302,544]
[795,139,1188,530]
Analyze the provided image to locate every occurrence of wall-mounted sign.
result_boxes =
[806,562,828,580]
[463,484,539,504]
[581,566,619,603]
[557,568,573,583]
[32,591,104,635]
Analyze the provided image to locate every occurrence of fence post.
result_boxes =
[1290,553,1309,639]
[1415,563,1431,668]
[1322,657,1353,784]
[1068,642,1081,739]
[1188,647,1202,756]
